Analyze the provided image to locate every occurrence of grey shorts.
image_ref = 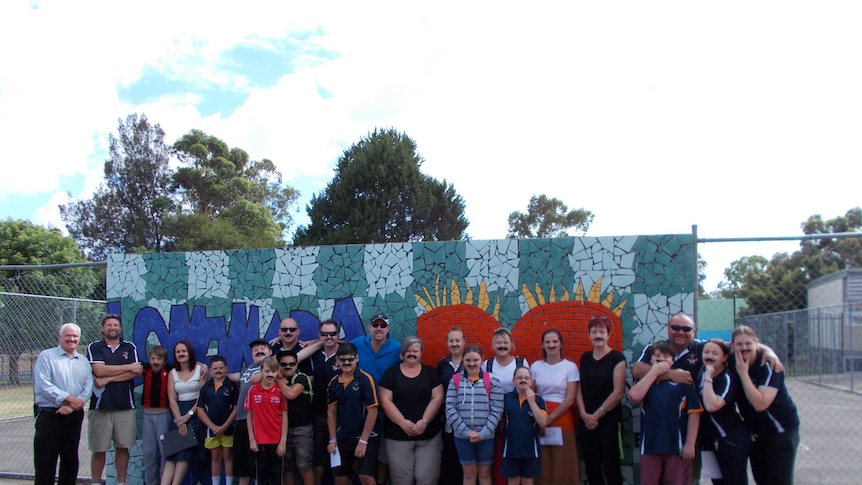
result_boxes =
[284,424,314,471]
[88,409,137,452]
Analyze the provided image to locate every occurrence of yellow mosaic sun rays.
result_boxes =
[414,275,626,318]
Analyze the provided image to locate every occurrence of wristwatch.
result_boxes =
[188,408,195,416]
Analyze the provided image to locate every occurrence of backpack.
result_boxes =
[290,371,313,399]
[485,356,525,373]
[451,372,492,396]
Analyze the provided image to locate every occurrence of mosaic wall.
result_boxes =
[104,234,695,484]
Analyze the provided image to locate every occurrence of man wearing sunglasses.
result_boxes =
[350,313,402,386]
[276,350,315,485]
[272,318,313,375]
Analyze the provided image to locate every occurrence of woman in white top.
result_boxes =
[483,327,529,394]
[482,327,528,485]
[530,328,580,485]
[161,340,208,485]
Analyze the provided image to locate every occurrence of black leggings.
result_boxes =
[749,429,798,485]
[580,419,623,485]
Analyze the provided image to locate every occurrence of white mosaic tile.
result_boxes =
[186,251,231,300]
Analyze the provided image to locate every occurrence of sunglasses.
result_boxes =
[370,322,389,328]
[670,324,694,333]
[338,357,356,364]
[279,362,297,369]
[280,327,299,333]
[320,331,339,337]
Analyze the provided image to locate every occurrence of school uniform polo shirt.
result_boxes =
[198,378,239,434]
[87,339,140,410]
[640,380,703,455]
[734,354,799,435]
[327,368,379,439]
[502,391,547,459]
[310,349,340,417]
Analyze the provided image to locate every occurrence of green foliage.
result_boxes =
[506,194,594,238]
[718,207,862,315]
[0,220,103,384]
[294,128,469,245]
[60,114,175,260]
[169,130,299,250]
[62,116,300,256]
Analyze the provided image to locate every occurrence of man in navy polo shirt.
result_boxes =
[87,313,142,485]
[327,343,380,485]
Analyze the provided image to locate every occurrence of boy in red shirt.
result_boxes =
[245,356,288,485]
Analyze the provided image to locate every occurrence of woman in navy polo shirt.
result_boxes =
[731,326,800,485]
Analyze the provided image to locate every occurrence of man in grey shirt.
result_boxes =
[33,323,94,485]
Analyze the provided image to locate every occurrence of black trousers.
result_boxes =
[34,408,84,485]
[580,419,623,485]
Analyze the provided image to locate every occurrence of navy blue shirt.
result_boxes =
[640,380,703,455]
[328,368,379,439]
[87,339,139,410]
[502,391,547,459]
[197,378,239,435]
[732,352,799,436]
[697,369,747,444]
[310,349,340,417]
[639,340,707,378]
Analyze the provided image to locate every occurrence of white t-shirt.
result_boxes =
[483,357,530,394]
[531,359,579,403]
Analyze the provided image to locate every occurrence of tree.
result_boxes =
[60,113,175,260]
[167,130,299,250]
[506,194,593,238]
[717,207,862,315]
[293,128,469,245]
[0,220,101,385]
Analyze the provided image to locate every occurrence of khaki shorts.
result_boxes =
[88,409,137,452]
[205,434,234,450]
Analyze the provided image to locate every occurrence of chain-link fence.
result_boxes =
[0,263,107,481]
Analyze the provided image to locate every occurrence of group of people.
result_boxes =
[33,310,799,485]
[630,313,800,485]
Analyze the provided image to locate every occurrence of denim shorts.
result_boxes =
[453,436,495,465]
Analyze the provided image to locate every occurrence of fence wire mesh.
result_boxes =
[2,238,861,483]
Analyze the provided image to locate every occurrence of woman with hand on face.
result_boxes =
[446,345,504,485]
[731,326,800,485]
[576,315,626,485]
[529,329,580,485]
[438,328,467,485]
[162,340,208,485]
[699,339,750,485]
[379,337,445,485]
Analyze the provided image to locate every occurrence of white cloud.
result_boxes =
[3,1,861,290]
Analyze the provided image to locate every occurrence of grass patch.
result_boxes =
[0,385,34,419]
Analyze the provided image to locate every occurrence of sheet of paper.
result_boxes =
[701,450,722,479]
[330,447,342,468]
[538,426,564,446]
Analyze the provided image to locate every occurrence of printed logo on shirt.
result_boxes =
[686,354,699,366]
[269,395,282,405]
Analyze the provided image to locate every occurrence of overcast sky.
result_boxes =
[1,1,859,291]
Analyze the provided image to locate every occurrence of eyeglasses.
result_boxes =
[280,327,298,333]
[320,331,339,337]
[338,357,356,363]
[279,362,297,369]
[513,376,531,381]
[370,322,388,328]
[670,324,694,333]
